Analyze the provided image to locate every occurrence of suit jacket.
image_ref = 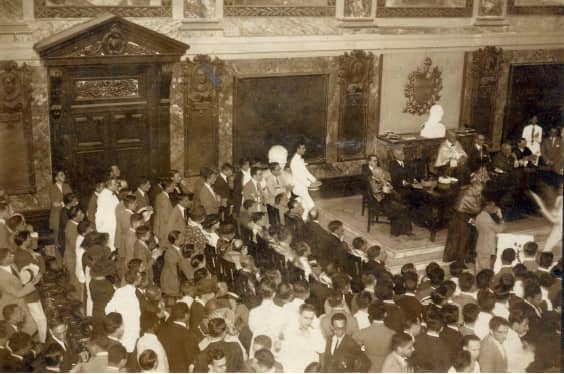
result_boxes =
[166,205,187,246]
[352,322,395,372]
[325,234,348,270]
[193,340,244,373]
[114,203,130,251]
[263,173,289,207]
[389,160,410,191]
[381,352,411,373]
[154,191,173,243]
[199,183,221,215]
[466,143,490,172]
[160,246,191,296]
[475,210,505,258]
[319,311,359,340]
[0,221,13,251]
[46,333,78,372]
[48,182,72,230]
[189,300,206,331]
[0,267,36,335]
[133,239,154,283]
[384,302,405,332]
[232,171,245,212]
[63,220,79,276]
[303,221,331,260]
[87,192,98,227]
[323,334,370,372]
[479,335,507,373]
[242,179,264,206]
[412,333,450,372]
[440,326,464,365]
[157,321,199,373]
[541,136,562,171]
[213,175,232,202]
[307,276,332,316]
[94,335,125,353]
[135,189,150,209]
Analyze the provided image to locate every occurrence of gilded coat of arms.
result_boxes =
[403,57,443,115]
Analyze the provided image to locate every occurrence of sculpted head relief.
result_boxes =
[420,104,446,139]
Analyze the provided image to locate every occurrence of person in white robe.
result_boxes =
[521,116,543,165]
[104,270,142,353]
[95,178,119,252]
[290,143,318,220]
[420,104,446,139]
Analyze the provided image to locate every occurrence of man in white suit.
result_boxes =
[96,178,120,251]
[290,143,318,219]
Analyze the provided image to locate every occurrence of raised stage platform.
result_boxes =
[315,194,557,273]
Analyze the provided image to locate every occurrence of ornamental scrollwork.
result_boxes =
[403,57,443,116]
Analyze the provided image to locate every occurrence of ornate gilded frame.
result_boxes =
[224,0,336,16]
[403,57,443,116]
[0,61,35,194]
[34,0,172,18]
[507,0,564,15]
[376,0,474,17]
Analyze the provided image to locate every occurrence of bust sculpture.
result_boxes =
[420,104,446,139]
[268,145,288,169]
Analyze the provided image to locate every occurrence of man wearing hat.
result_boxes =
[190,278,218,330]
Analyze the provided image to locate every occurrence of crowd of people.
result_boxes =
[0,133,561,373]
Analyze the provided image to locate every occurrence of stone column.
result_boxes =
[473,0,509,28]
[336,0,377,29]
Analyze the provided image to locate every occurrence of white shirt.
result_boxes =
[249,299,285,342]
[504,328,534,372]
[277,324,325,373]
[95,188,119,251]
[75,234,85,284]
[241,169,252,188]
[522,124,543,155]
[354,309,370,330]
[105,284,141,352]
[475,312,493,339]
[290,153,316,194]
[492,302,509,319]
[136,333,169,372]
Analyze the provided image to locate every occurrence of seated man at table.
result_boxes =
[466,133,491,177]
[514,138,536,168]
[435,131,468,180]
[541,127,562,174]
[389,148,414,198]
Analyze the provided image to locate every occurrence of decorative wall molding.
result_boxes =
[507,0,564,15]
[183,54,224,176]
[337,50,374,161]
[224,0,336,16]
[0,61,35,195]
[403,57,443,115]
[34,0,172,18]
[376,0,474,17]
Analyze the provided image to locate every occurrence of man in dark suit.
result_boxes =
[166,194,192,247]
[466,133,491,174]
[412,307,450,372]
[514,138,535,168]
[479,316,509,372]
[326,220,348,271]
[1,332,33,372]
[376,285,405,333]
[94,312,126,353]
[322,313,369,372]
[439,304,464,366]
[199,168,222,216]
[154,179,175,245]
[303,208,331,260]
[352,300,395,372]
[388,148,411,193]
[233,158,251,215]
[307,261,333,316]
[541,127,562,173]
[157,302,199,372]
[45,318,78,372]
[214,163,234,221]
[135,177,151,209]
[193,318,245,372]
[394,271,422,320]
[284,198,305,242]
[361,154,380,180]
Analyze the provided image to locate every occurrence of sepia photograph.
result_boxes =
[0,0,562,373]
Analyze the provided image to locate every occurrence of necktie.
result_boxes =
[184,209,189,223]
[276,176,280,186]
[332,337,340,355]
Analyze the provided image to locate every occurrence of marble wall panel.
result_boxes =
[379,50,465,135]
[0,0,23,21]
[9,65,52,211]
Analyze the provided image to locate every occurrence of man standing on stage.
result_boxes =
[290,142,319,220]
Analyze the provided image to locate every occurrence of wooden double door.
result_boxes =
[51,64,171,198]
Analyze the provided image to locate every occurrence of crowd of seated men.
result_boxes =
[0,130,561,373]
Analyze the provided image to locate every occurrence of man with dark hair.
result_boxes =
[521,282,544,338]
[207,348,227,373]
[381,332,415,372]
[475,289,496,339]
[452,272,477,313]
[199,168,221,216]
[536,251,554,276]
[46,317,78,372]
[303,208,331,261]
[412,307,450,372]
[479,316,509,372]
[521,241,538,272]
[1,331,33,372]
[138,349,158,372]
[493,248,516,285]
[166,193,193,247]
[322,312,369,372]
[277,303,325,372]
[505,307,533,371]
[157,302,199,372]
[49,170,72,249]
[254,348,277,372]
[459,303,480,336]
[319,291,359,339]
[242,166,266,215]
[416,266,444,301]
[193,318,244,372]
[154,178,175,244]
[352,300,395,372]
[326,220,348,270]
[95,312,126,352]
[440,304,463,366]
[107,344,128,372]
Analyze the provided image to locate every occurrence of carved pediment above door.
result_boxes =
[34,14,189,65]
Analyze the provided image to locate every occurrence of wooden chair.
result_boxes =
[367,193,387,232]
